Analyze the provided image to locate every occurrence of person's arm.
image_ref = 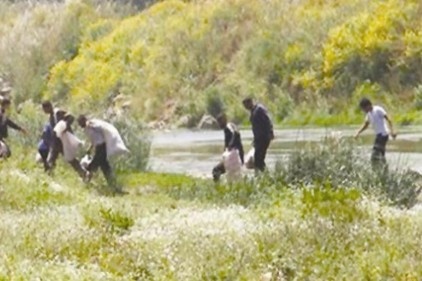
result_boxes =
[384,115,396,139]
[6,119,26,134]
[226,124,237,149]
[64,113,75,126]
[64,112,75,132]
[355,120,369,139]
[257,107,274,140]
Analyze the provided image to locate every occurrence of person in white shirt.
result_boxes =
[355,98,396,167]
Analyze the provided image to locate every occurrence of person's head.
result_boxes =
[359,98,373,113]
[41,100,53,114]
[1,98,11,111]
[216,113,228,129]
[77,114,88,128]
[242,97,254,111]
[56,110,66,121]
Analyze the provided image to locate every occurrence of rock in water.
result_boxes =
[197,114,219,130]
[176,115,193,128]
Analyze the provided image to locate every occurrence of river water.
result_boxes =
[149,127,422,177]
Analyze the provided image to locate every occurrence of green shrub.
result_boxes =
[414,84,422,110]
[205,87,225,117]
[277,136,422,208]
[110,115,151,172]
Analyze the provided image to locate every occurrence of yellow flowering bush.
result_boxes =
[31,0,422,124]
[322,0,418,94]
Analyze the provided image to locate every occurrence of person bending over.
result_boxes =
[77,115,115,185]
[212,113,244,181]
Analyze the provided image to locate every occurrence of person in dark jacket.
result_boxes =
[242,98,274,172]
[0,98,26,158]
[41,100,83,176]
[212,113,244,181]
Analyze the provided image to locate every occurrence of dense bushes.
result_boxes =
[37,0,422,126]
[280,137,422,208]
[2,0,422,125]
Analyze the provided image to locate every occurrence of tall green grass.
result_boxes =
[1,140,422,279]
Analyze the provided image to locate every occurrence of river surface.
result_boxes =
[149,127,422,177]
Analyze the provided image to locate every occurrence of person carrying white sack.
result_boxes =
[212,113,244,181]
[53,119,86,179]
[77,115,129,185]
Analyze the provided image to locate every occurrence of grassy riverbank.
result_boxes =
[1,138,422,280]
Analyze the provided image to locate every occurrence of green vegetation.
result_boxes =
[1,137,422,279]
[1,0,422,126]
[2,1,422,279]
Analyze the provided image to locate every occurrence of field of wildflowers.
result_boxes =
[0,136,422,280]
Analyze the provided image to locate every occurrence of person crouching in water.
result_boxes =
[0,98,27,158]
[212,113,244,181]
[77,115,128,187]
[355,98,396,169]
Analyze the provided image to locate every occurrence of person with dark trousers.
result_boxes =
[355,98,396,169]
[242,98,274,172]
[77,115,114,185]
[38,123,53,171]
[41,100,84,177]
[212,113,244,181]
[0,98,27,158]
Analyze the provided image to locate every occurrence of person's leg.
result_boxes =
[68,158,86,179]
[47,137,63,170]
[87,145,102,173]
[95,143,115,185]
[212,161,225,181]
[87,143,112,182]
[254,138,270,172]
[371,134,389,170]
[39,148,49,171]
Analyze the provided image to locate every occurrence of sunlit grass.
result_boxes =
[1,141,422,280]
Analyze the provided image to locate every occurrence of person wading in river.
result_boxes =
[0,98,27,158]
[212,113,244,181]
[355,98,396,169]
[242,97,274,173]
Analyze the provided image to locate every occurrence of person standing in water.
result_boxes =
[242,97,274,172]
[212,113,244,181]
[0,98,27,158]
[355,98,396,168]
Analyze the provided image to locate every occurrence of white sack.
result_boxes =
[90,119,129,158]
[54,120,83,162]
[245,148,255,169]
[222,149,242,182]
[0,141,7,158]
